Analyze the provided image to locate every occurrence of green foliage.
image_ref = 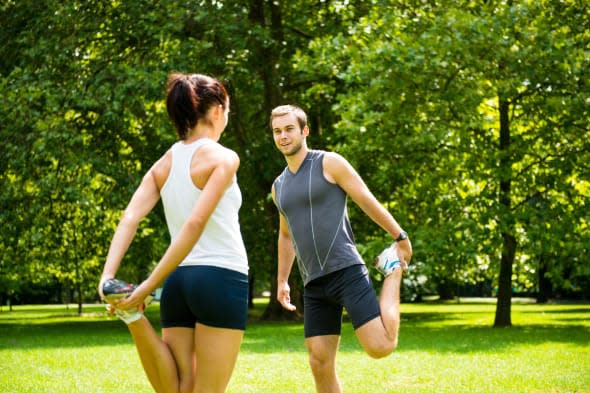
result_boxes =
[293,0,590,303]
[0,0,588,317]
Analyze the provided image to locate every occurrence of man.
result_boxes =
[270,104,413,393]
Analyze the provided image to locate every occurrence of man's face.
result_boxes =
[271,113,308,157]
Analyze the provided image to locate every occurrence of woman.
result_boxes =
[98,73,249,393]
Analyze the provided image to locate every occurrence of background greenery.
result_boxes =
[1,0,588,326]
[0,301,589,392]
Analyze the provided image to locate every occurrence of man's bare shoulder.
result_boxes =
[322,151,353,178]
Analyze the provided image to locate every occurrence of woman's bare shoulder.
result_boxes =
[199,142,240,169]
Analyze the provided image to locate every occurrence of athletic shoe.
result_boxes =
[101,278,154,324]
[374,245,408,277]
[102,278,137,302]
[102,278,155,305]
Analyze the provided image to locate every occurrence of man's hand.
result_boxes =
[277,281,296,311]
[396,238,413,268]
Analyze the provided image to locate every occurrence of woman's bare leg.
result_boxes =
[126,317,194,393]
[193,324,244,393]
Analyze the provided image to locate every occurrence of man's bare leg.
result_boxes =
[305,335,343,393]
[354,268,403,358]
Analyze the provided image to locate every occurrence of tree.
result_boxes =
[293,0,590,326]
[0,0,174,310]
[1,0,588,319]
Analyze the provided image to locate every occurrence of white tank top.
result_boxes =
[160,138,248,275]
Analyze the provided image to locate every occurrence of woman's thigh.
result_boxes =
[194,324,244,392]
[162,327,196,391]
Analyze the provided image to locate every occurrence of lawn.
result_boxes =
[0,299,588,393]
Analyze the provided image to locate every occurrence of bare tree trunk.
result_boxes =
[73,223,83,315]
[495,232,515,327]
[494,96,514,327]
[536,255,552,303]
[247,0,304,320]
[77,282,83,315]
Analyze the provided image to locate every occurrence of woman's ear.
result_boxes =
[208,104,221,122]
[214,104,225,120]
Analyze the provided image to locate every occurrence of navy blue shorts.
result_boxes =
[303,264,381,338]
[160,265,249,330]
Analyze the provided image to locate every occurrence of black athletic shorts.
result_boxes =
[303,264,381,338]
[160,265,249,330]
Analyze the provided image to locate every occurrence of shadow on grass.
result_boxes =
[519,307,590,314]
[1,305,588,356]
[395,324,590,354]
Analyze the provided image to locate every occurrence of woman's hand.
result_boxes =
[97,275,113,302]
[114,281,152,311]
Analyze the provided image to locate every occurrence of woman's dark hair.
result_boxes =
[166,73,228,140]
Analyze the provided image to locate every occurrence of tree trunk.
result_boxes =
[495,232,515,327]
[248,0,282,111]
[77,282,83,315]
[494,95,514,328]
[537,255,552,303]
[74,224,83,315]
[247,0,304,320]
[437,280,456,301]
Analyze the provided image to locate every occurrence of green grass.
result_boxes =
[1,300,589,393]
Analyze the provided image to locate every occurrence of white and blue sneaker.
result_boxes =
[374,245,408,277]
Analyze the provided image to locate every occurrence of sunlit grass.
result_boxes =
[1,300,588,392]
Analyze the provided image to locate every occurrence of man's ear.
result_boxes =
[302,125,310,137]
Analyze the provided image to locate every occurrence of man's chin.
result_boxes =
[283,146,302,157]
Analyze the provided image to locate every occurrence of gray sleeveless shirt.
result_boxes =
[273,150,364,285]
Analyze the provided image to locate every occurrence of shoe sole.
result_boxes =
[103,292,132,302]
